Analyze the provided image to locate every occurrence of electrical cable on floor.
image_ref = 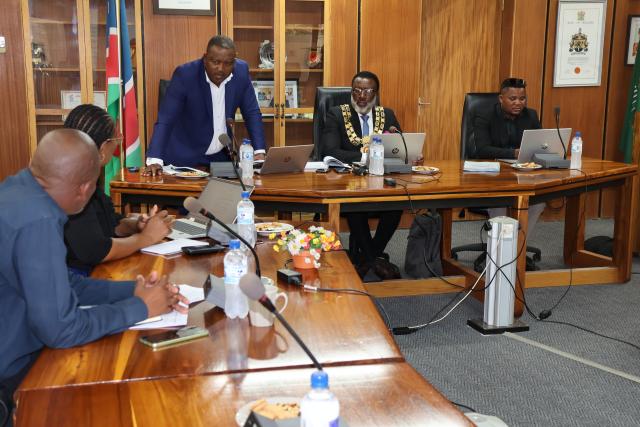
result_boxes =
[450,400,477,413]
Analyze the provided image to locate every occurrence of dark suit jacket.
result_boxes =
[474,103,541,159]
[321,105,401,163]
[147,58,265,167]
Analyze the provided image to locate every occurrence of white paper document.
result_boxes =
[141,238,208,256]
[130,284,205,330]
[463,161,501,172]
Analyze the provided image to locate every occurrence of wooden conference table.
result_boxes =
[109,159,637,315]
[14,245,472,426]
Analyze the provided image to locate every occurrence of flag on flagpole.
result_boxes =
[118,0,142,171]
[104,0,141,195]
[104,0,121,194]
[620,47,640,164]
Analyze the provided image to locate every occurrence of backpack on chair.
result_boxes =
[405,210,444,279]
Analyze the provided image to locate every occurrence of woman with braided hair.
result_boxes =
[63,104,171,276]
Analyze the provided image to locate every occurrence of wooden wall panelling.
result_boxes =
[142,0,217,151]
[500,0,548,112]
[360,0,422,133]
[541,0,616,218]
[601,0,640,218]
[324,0,358,86]
[0,0,30,180]
[418,0,502,160]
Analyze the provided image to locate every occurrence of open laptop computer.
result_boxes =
[255,144,314,175]
[168,177,254,240]
[379,133,425,163]
[498,128,571,164]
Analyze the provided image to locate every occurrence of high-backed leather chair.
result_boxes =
[312,87,352,160]
[158,79,171,110]
[451,92,541,270]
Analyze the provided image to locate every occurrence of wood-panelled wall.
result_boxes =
[142,0,217,150]
[325,0,358,86]
[0,0,30,180]
[360,0,422,133]
[415,0,502,161]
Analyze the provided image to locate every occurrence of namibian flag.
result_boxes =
[104,0,141,195]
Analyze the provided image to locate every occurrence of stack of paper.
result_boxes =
[463,161,501,172]
[141,238,208,256]
[130,284,205,330]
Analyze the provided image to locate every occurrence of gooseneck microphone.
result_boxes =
[553,106,567,160]
[184,197,260,276]
[389,125,409,164]
[239,273,323,371]
[218,133,247,192]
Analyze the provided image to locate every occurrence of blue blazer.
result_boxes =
[147,58,266,166]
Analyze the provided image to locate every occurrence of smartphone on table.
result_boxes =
[139,326,209,349]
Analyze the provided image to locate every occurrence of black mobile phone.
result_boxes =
[182,244,225,255]
[315,169,329,174]
[127,166,139,172]
[334,167,350,174]
[139,326,209,349]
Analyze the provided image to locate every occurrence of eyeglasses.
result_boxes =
[351,88,376,97]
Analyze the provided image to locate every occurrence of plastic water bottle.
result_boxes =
[239,138,254,181]
[570,131,583,170]
[300,370,340,427]
[368,135,384,176]
[236,191,256,251]
[223,239,249,319]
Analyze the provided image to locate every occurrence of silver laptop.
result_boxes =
[168,177,254,240]
[379,133,425,163]
[498,128,571,164]
[255,144,314,175]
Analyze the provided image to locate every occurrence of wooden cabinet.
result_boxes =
[222,0,331,148]
[21,0,144,152]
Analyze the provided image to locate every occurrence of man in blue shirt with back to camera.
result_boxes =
[144,35,266,176]
[0,129,189,420]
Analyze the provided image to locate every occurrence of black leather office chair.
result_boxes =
[158,79,171,110]
[312,87,352,160]
[451,92,541,271]
[0,382,11,427]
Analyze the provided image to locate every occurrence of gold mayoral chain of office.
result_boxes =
[340,104,385,153]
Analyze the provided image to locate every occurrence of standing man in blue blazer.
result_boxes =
[144,35,266,176]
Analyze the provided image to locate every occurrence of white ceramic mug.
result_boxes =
[249,283,288,327]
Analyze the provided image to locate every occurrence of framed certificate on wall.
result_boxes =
[153,0,214,16]
[553,0,606,87]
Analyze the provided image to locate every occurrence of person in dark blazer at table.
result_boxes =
[144,35,266,176]
[63,104,172,276]
[321,71,402,280]
[0,129,188,424]
[474,77,544,269]
[473,77,541,159]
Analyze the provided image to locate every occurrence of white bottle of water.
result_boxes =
[368,135,384,176]
[239,138,254,181]
[223,239,249,319]
[570,131,583,170]
[236,190,256,251]
[300,370,340,427]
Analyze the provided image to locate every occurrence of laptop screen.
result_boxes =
[190,177,255,223]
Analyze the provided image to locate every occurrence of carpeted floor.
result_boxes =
[345,219,640,426]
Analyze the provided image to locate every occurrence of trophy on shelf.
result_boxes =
[31,42,50,68]
[306,47,323,69]
[258,40,275,69]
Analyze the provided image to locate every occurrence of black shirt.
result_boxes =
[473,103,542,159]
[64,186,123,272]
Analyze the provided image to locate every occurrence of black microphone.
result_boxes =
[389,125,409,164]
[226,118,238,154]
[553,106,567,160]
[239,273,323,371]
[218,133,247,192]
[183,197,259,276]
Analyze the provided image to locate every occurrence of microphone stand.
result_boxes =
[219,134,247,192]
[392,127,409,165]
[554,107,567,160]
[273,309,323,371]
[197,207,260,277]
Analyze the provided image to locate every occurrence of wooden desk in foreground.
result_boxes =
[15,363,472,427]
[18,247,401,392]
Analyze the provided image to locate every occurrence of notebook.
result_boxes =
[255,145,314,175]
[379,133,425,163]
[498,128,571,164]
